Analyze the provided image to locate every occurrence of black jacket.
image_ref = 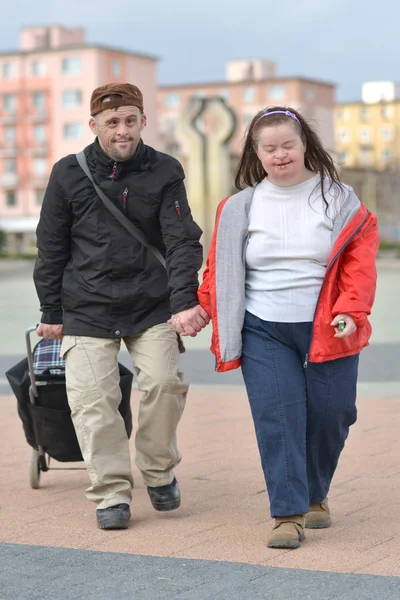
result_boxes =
[33,139,203,338]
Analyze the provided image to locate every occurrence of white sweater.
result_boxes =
[245,175,344,323]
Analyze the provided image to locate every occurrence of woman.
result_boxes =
[196,107,378,549]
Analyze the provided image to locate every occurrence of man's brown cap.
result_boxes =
[90,83,144,116]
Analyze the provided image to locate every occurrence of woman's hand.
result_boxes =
[331,314,357,338]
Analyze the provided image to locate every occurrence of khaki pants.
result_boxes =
[61,323,188,509]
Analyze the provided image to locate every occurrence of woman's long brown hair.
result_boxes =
[235,106,343,207]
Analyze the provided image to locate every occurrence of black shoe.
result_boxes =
[147,477,181,512]
[96,503,131,530]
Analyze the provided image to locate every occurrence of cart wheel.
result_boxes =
[29,449,41,489]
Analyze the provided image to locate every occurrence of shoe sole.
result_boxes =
[150,498,181,512]
[97,516,130,530]
[267,533,305,549]
[305,520,332,529]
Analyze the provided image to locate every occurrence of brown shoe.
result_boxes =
[267,515,305,549]
[305,498,332,529]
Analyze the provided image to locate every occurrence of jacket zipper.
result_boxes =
[175,200,181,217]
[303,210,370,369]
[110,162,118,180]
[123,188,128,212]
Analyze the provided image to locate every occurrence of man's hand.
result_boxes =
[168,305,210,337]
[36,323,63,340]
[331,314,357,339]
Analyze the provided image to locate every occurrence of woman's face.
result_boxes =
[255,122,307,185]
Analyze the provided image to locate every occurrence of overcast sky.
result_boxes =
[1,0,397,101]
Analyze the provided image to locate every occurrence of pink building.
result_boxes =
[0,25,158,253]
[158,59,335,160]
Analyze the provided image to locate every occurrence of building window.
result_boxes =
[195,90,207,99]
[2,63,15,79]
[336,127,350,143]
[32,92,46,111]
[243,87,255,102]
[35,189,45,205]
[112,59,121,76]
[305,86,315,100]
[305,87,315,100]
[382,148,392,163]
[381,105,393,120]
[359,126,372,144]
[63,122,83,139]
[381,125,393,141]
[4,158,16,173]
[6,190,17,207]
[268,85,286,101]
[33,157,47,177]
[338,151,349,163]
[31,60,45,77]
[165,93,180,107]
[337,108,350,121]
[62,90,82,107]
[360,107,370,121]
[3,94,16,112]
[4,126,16,144]
[33,124,46,143]
[219,88,229,100]
[62,57,82,75]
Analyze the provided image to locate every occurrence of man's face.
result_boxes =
[89,105,146,162]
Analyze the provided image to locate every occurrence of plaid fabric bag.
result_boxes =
[33,338,65,374]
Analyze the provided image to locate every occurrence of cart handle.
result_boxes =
[25,326,39,398]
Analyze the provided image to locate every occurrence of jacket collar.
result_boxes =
[226,182,366,248]
[86,138,151,179]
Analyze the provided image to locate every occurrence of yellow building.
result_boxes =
[335,100,400,171]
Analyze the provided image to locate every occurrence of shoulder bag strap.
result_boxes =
[75,151,166,269]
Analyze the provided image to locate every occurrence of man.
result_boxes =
[34,83,209,530]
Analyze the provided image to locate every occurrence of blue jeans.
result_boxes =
[241,311,359,517]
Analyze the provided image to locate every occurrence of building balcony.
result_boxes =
[27,142,48,156]
[31,173,49,186]
[25,110,48,123]
[0,145,17,157]
[0,112,17,125]
[0,173,18,187]
[0,111,47,124]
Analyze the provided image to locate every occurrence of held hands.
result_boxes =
[168,305,210,337]
[36,323,63,340]
[331,314,357,339]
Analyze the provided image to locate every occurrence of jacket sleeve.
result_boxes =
[198,196,230,317]
[159,163,203,314]
[33,162,72,324]
[332,212,379,327]
[197,258,211,316]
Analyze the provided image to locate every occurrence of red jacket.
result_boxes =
[198,196,378,372]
